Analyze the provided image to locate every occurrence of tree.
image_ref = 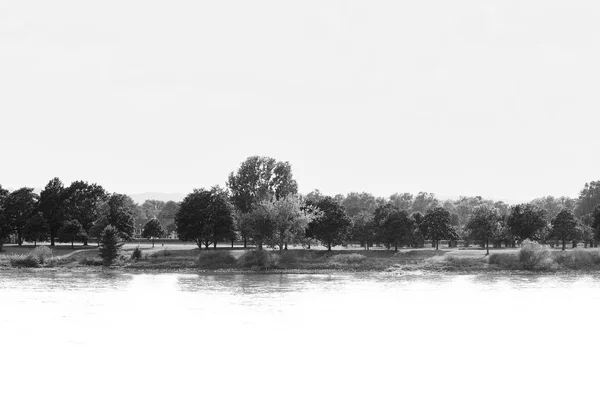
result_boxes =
[411,192,439,214]
[575,181,600,218]
[4,188,38,246]
[308,197,351,251]
[38,177,67,246]
[246,201,276,250]
[465,205,500,255]
[175,187,235,249]
[421,207,457,250]
[592,205,600,242]
[531,196,576,222]
[341,192,379,217]
[142,218,165,248]
[141,199,166,219]
[23,212,49,246]
[158,200,179,230]
[64,181,108,245]
[350,211,375,249]
[0,185,10,252]
[267,195,317,251]
[98,225,123,266]
[95,194,136,241]
[389,193,413,211]
[58,220,85,249]
[374,204,414,251]
[506,204,548,243]
[550,209,578,251]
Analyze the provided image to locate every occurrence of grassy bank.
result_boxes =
[1,244,600,274]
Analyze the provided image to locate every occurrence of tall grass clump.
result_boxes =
[327,253,368,268]
[195,251,237,269]
[131,246,142,261]
[31,246,53,265]
[488,253,519,268]
[519,240,552,270]
[237,250,279,270]
[10,253,40,268]
[553,250,600,269]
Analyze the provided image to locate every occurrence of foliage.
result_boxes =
[421,207,457,250]
[38,177,67,246]
[465,204,500,254]
[31,246,53,265]
[95,194,136,241]
[0,185,10,252]
[227,156,298,214]
[593,205,600,241]
[374,204,414,251]
[519,240,551,270]
[245,200,276,250]
[141,199,166,219]
[131,246,142,261]
[550,209,578,250]
[341,192,380,217]
[488,253,519,267]
[575,181,600,217]
[506,203,548,242]
[530,196,576,222]
[98,225,123,266]
[195,251,237,268]
[267,195,318,250]
[58,219,86,248]
[23,212,50,244]
[9,253,40,268]
[350,211,375,247]
[175,186,235,248]
[237,250,279,269]
[411,192,439,214]
[64,181,108,245]
[142,218,165,247]
[327,253,367,266]
[389,192,413,211]
[308,196,351,250]
[4,187,38,246]
[553,250,600,269]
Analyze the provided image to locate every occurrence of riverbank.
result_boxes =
[1,245,600,274]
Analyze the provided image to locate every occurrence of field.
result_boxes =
[1,242,600,273]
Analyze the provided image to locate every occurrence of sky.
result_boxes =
[1,0,598,203]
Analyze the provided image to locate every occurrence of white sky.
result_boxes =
[1,1,598,202]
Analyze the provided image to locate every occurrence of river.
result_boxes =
[1,270,599,398]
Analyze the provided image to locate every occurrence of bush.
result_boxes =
[328,253,367,265]
[488,253,519,268]
[237,250,279,270]
[79,257,105,266]
[10,254,40,268]
[519,240,551,270]
[31,246,53,265]
[195,251,237,269]
[131,246,142,261]
[553,250,600,269]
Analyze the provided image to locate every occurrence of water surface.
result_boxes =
[1,270,599,398]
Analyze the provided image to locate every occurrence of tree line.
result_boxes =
[1,156,600,252]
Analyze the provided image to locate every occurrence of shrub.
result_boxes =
[328,253,367,265]
[31,246,53,265]
[445,255,486,268]
[488,253,519,268]
[162,247,171,257]
[10,254,40,268]
[519,240,551,270]
[79,257,105,266]
[131,246,142,261]
[195,251,237,269]
[553,250,600,269]
[237,250,279,270]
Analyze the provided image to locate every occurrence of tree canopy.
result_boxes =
[308,196,351,251]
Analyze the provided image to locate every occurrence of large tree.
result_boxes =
[142,218,165,248]
[58,219,85,249]
[411,192,439,214]
[421,207,457,250]
[64,181,108,245]
[550,209,578,251]
[389,193,413,211]
[0,186,11,252]
[267,195,317,251]
[23,212,50,246]
[141,199,166,219]
[175,187,235,249]
[227,156,298,246]
[575,181,600,218]
[4,187,38,246]
[350,211,375,250]
[506,203,548,243]
[308,196,351,251]
[592,205,600,242]
[465,204,500,255]
[374,204,414,251]
[93,194,136,241]
[38,177,67,246]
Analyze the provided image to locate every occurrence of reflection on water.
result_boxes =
[1,270,599,399]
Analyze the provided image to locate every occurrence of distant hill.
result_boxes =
[128,192,186,204]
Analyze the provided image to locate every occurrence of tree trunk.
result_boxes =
[572,240,577,249]
[435,240,439,250]
[34,240,37,247]
[50,234,55,247]
[394,242,398,252]
[83,237,88,246]
[152,238,155,248]
[258,242,263,250]
[231,238,234,248]
[284,243,288,250]
[486,240,489,255]
[307,243,311,249]
[214,241,217,249]
[562,239,566,251]
[17,232,22,246]
[71,239,74,249]
[244,238,247,248]
[328,242,331,251]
